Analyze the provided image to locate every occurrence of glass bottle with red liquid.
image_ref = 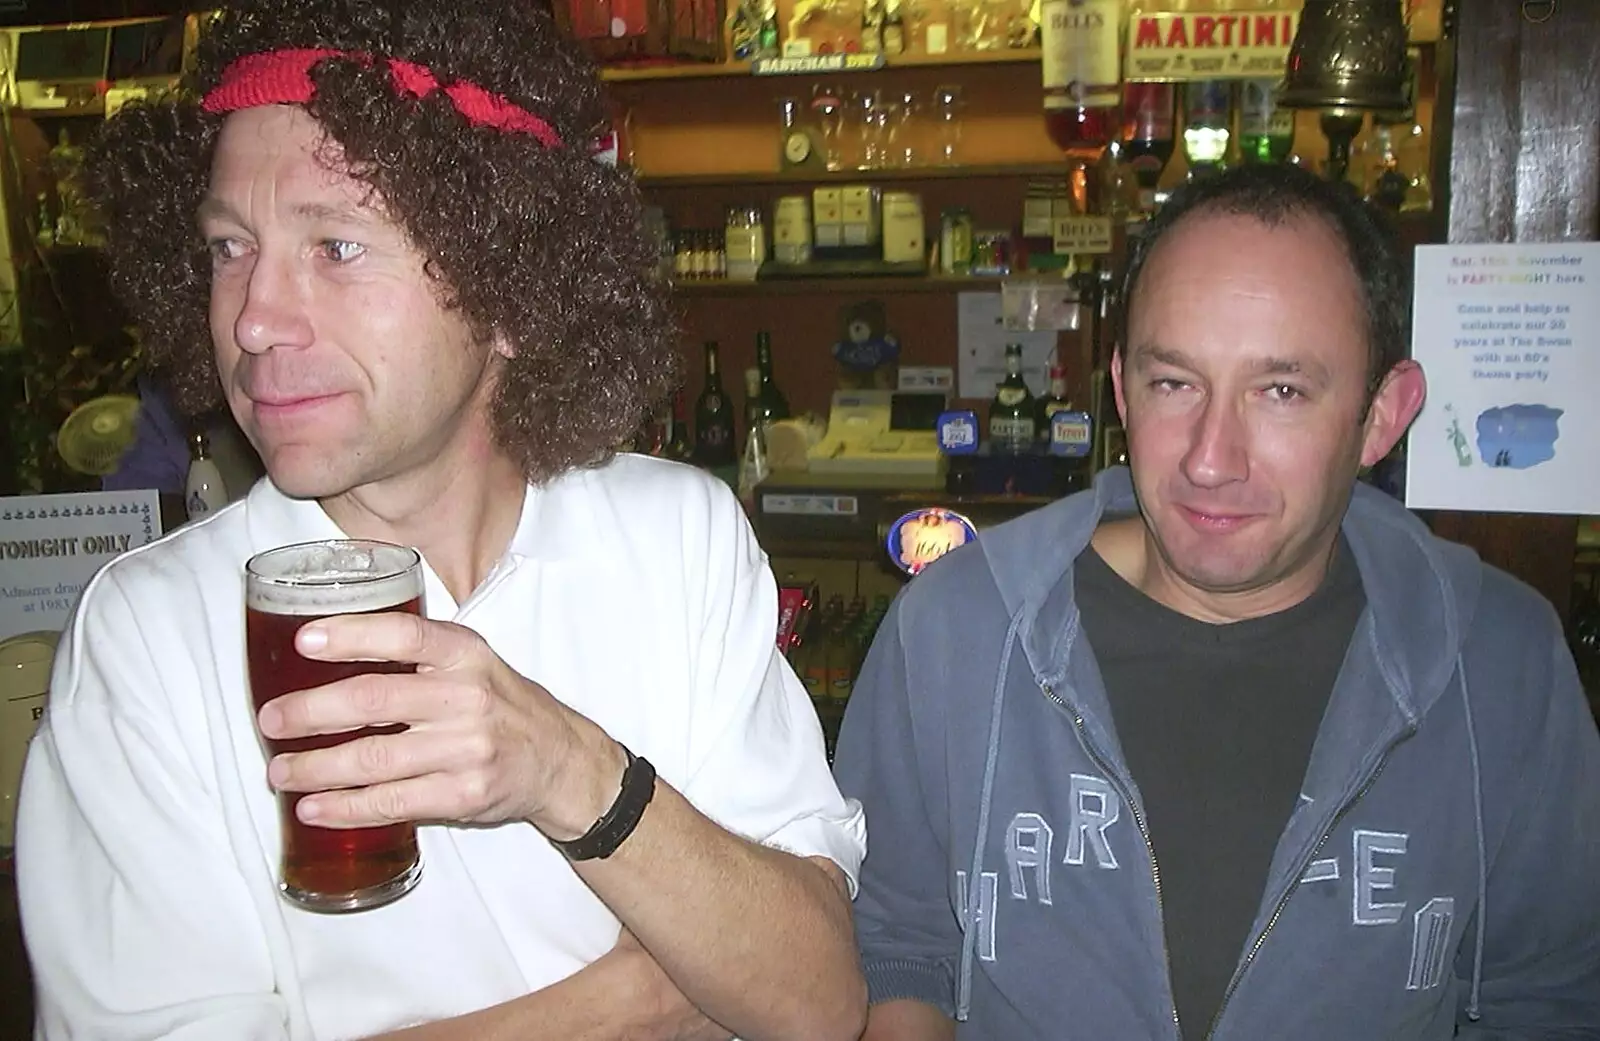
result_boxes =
[1122,82,1176,214]
[1040,0,1123,155]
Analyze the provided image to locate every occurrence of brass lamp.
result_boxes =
[1277,0,1412,184]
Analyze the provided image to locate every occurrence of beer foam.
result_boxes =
[246,540,422,615]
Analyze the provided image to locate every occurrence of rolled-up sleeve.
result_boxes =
[676,481,866,892]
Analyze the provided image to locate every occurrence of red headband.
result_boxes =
[201,48,564,149]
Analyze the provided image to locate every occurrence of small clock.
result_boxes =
[783,130,813,165]
[779,126,824,171]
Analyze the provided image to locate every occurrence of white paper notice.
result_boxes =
[957,292,1059,398]
[0,490,162,849]
[0,490,161,635]
[1405,242,1598,515]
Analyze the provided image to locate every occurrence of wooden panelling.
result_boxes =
[672,277,1096,419]
[626,47,1438,431]
[1425,0,1600,622]
[616,60,1431,183]
[616,60,1067,177]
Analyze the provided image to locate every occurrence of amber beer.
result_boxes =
[245,539,425,912]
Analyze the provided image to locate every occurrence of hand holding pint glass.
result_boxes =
[245,539,424,913]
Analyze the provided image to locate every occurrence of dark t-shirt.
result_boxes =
[1075,537,1365,1039]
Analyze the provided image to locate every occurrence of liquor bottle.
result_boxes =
[786,611,813,679]
[988,344,1036,454]
[1364,122,1411,213]
[1122,83,1175,214]
[47,129,90,246]
[33,193,54,249]
[758,0,780,57]
[185,431,228,521]
[825,613,857,703]
[1033,364,1073,445]
[1040,0,1121,155]
[744,367,765,437]
[861,0,883,53]
[753,331,791,424]
[804,596,844,702]
[1086,265,1122,472]
[846,596,879,677]
[1182,80,1232,178]
[882,0,905,54]
[693,341,738,469]
[1384,50,1433,214]
[863,594,891,651]
[630,409,662,456]
[738,368,771,505]
[728,0,764,60]
[663,390,693,462]
[1237,79,1295,164]
[737,408,769,507]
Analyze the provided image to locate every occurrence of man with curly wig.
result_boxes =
[14,3,868,1039]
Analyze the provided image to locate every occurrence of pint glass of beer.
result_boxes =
[245,539,425,913]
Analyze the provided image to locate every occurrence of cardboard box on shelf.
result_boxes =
[779,0,866,55]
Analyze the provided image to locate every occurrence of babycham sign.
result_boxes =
[1125,10,1300,81]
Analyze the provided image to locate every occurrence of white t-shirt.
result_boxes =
[18,455,866,1040]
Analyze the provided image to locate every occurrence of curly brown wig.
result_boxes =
[83,0,680,484]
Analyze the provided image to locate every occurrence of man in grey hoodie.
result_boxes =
[834,162,1600,1040]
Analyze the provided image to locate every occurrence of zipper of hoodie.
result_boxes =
[1202,726,1414,1041]
[1041,682,1182,1039]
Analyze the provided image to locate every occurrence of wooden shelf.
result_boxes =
[884,47,1042,70]
[759,536,885,561]
[12,105,105,119]
[637,161,1068,188]
[673,275,1016,296]
[602,47,1040,83]
[604,61,755,82]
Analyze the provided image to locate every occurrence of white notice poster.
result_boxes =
[1405,242,1598,515]
[0,490,162,850]
[956,292,1059,399]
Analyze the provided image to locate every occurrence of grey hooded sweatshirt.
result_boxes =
[834,467,1600,1040]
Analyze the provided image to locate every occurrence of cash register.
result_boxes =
[755,389,947,551]
[805,389,945,477]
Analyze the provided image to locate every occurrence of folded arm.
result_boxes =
[265,482,867,1041]
[373,931,732,1041]
[560,488,868,1041]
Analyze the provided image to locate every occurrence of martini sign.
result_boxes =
[1124,10,1301,81]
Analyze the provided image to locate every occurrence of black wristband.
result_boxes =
[552,746,656,862]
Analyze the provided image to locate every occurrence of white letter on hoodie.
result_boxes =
[1065,774,1120,870]
[1353,829,1408,926]
[1006,813,1054,904]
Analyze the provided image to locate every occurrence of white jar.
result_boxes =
[881,191,925,265]
[724,204,768,281]
[773,195,813,265]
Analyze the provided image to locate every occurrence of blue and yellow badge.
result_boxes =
[1048,409,1093,457]
[887,507,977,577]
[936,410,981,455]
